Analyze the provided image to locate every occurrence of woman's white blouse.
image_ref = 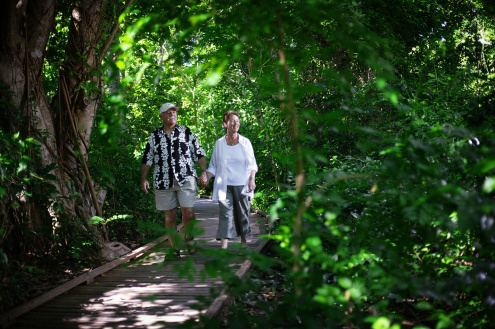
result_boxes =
[226,144,247,186]
[207,134,258,202]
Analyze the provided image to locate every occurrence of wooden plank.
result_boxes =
[0,223,183,329]
[11,314,201,329]
[20,301,206,314]
[92,278,224,284]
[67,286,219,294]
[28,298,206,308]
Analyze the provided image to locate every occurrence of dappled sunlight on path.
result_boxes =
[4,198,266,329]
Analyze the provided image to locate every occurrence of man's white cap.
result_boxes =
[160,102,179,114]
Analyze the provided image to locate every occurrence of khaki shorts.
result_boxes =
[154,176,198,211]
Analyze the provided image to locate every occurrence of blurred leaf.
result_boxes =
[483,177,495,194]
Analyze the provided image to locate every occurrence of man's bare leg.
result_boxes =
[163,208,180,259]
[181,206,198,253]
[180,206,195,239]
[164,208,178,246]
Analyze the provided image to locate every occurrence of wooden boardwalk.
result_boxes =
[1,198,268,329]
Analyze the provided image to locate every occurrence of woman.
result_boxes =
[206,110,258,250]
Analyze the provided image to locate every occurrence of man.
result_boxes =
[141,102,208,260]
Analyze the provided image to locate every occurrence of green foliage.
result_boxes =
[0,123,101,313]
[123,0,494,328]
[89,214,133,226]
[3,0,494,325]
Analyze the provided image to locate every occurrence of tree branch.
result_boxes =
[97,0,134,64]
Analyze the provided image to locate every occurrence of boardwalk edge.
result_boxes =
[0,223,184,329]
[203,237,271,320]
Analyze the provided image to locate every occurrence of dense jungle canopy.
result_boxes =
[1,0,495,327]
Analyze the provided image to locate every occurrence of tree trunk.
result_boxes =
[0,0,132,254]
[0,0,62,253]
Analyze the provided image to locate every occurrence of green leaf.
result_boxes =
[384,90,398,106]
[108,214,133,221]
[270,198,284,220]
[205,71,222,86]
[375,78,386,89]
[189,14,212,25]
[316,285,340,297]
[472,158,495,174]
[482,177,495,193]
[89,216,105,225]
[116,60,126,69]
[371,316,390,329]
[338,277,352,289]
[17,162,28,174]
[305,236,322,252]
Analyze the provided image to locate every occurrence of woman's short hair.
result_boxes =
[223,110,240,124]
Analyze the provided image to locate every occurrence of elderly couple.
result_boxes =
[141,103,257,260]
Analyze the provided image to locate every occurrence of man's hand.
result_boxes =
[141,164,151,193]
[141,179,150,193]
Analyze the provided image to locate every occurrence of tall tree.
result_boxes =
[0,0,132,254]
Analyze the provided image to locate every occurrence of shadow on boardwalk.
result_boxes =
[3,198,267,329]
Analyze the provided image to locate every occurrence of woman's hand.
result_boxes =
[248,176,256,192]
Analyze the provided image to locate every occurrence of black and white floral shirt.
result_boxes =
[142,125,206,189]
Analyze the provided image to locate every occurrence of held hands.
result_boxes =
[198,171,209,186]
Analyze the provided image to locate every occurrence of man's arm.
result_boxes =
[141,164,151,193]
[198,157,208,186]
